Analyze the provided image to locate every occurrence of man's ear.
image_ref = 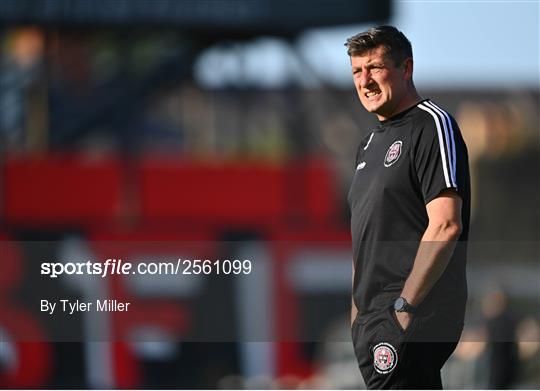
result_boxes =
[403,57,414,81]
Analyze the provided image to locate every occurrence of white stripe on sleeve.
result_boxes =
[418,103,453,188]
[424,101,457,188]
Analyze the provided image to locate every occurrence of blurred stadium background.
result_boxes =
[0,0,538,388]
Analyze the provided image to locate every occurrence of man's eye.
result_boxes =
[371,67,382,73]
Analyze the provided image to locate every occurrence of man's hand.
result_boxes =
[395,311,413,331]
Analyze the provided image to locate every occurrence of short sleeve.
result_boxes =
[414,103,468,204]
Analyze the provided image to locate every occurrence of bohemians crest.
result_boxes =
[373,342,398,374]
[384,141,402,167]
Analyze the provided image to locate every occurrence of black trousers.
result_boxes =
[351,305,462,389]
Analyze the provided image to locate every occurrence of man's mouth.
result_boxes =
[365,90,381,98]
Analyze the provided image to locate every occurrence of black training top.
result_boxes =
[348,99,470,323]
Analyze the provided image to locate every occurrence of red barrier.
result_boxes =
[3,154,122,227]
[2,154,339,230]
[137,156,339,229]
[138,157,285,227]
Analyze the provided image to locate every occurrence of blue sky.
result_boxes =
[196,1,539,89]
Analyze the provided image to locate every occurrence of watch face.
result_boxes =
[394,297,404,311]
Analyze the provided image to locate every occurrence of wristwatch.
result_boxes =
[394,297,415,313]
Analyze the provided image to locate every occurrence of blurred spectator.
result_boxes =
[312,315,365,389]
[0,27,45,151]
[482,288,519,389]
[516,317,540,387]
[442,327,487,389]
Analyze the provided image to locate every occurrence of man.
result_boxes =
[346,26,470,389]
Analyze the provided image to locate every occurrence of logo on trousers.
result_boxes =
[373,342,398,374]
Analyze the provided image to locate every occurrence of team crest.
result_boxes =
[384,141,402,167]
[373,342,398,374]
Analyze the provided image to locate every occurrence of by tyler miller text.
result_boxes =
[41,299,131,315]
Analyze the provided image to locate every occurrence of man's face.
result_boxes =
[351,46,410,121]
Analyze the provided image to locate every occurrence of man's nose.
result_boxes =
[359,70,372,88]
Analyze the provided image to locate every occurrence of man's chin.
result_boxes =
[363,101,391,118]
[359,99,373,110]
[363,103,382,114]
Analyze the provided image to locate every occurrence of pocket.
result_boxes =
[352,310,384,344]
[387,307,416,335]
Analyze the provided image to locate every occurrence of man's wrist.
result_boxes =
[394,296,416,313]
[399,290,421,307]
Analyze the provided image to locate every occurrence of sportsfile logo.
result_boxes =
[41,259,131,278]
[41,259,252,278]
